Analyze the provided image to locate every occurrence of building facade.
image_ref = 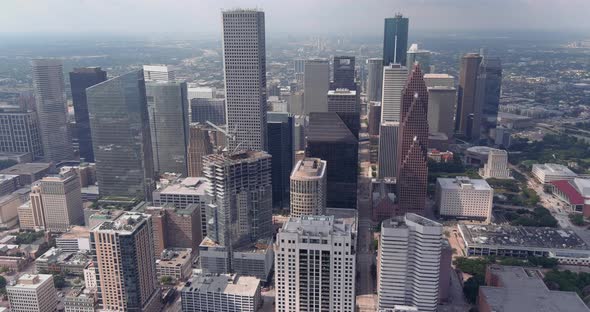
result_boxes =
[332,56,356,90]
[35,169,83,232]
[267,112,293,209]
[327,89,358,113]
[455,53,484,140]
[190,98,225,125]
[427,86,456,139]
[381,64,408,123]
[435,176,493,222]
[181,274,261,312]
[142,65,175,82]
[7,274,58,312]
[378,122,400,180]
[480,149,510,179]
[383,14,409,66]
[290,158,327,217]
[186,124,214,177]
[0,109,43,160]
[406,43,432,72]
[303,59,330,114]
[480,55,503,140]
[366,58,384,102]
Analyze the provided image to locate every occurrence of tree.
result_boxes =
[570,214,585,226]
[160,276,174,285]
[53,275,67,289]
[463,274,485,304]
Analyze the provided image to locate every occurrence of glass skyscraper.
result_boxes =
[383,14,409,66]
[267,112,294,209]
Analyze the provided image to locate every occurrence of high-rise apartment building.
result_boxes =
[186,124,214,177]
[190,98,225,125]
[327,89,359,113]
[222,9,267,151]
[142,65,176,82]
[33,169,83,232]
[378,122,400,180]
[381,64,408,123]
[7,274,58,312]
[69,67,107,162]
[303,59,330,114]
[267,112,293,209]
[275,215,356,312]
[427,86,456,139]
[332,56,356,90]
[406,44,432,73]
[144,203,203,255]
[480,56,502,139]
[378,214,443,312]
[435,176,493,222]
[456,53,484,140]
[290,158,327,217]
[383,14,409,66]
[0,108,43,159]
[31,59,74,162]
[145,81,189,175]
[397,64,429,215]
[366,58,384,102]
[90,212,162,312]
[306,112,358,208]
[86,71,155,200]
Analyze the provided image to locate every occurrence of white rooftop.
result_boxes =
[184,274,260,297]
[10,274,52,288]
[533,163,576,176]
[155,177,209,196]
[291,158,326,179]
[437,176,492,191]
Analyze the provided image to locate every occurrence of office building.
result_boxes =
[435,176,493,222]
[366,58,384,102]
[187,86,215,100]
[378,214,443,312]
[381,64,408,123]
[190,98,225,125]
[378,122,400,180]
[0,191,23,229]
[91,212,162,312]
[456,53,484,140]
[31,59,74,162]
[406,43,432,72]
[146,81,189,175]
[290,158,327,217]
[480,56,503,139]
[304,59,330,114]
[0,174,18,197]
[6,274,58,312]
[34,247,91,276]
[34,169,83,232]
[69,67,107,162]
[0,162,52,186]
[0,109,43,160]
[275,215,356,312]
[156,248,193,281]
[145,203,203,255]
[368,102,382,136]
[427,86,456,139]
[267,112,294,209]
[64,287,97,312]
[396,65,429,215]
[424,73,454,88]
[186,124,214,177]
[332,56,356,89]
[372,179,397,222]
[181,274,261,312]
[306,112,358,208]
[86,71,155,200]
[142,64,175,82]
[480,149,510,179]
[532,163,577,184]
[222,9,267,151]
[383,14,409,66]
[327,89,358,113]
[294,59,306,74]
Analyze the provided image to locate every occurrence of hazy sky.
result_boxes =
[1,0,589,36]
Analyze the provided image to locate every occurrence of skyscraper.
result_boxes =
[222,9,267,151]
[366,58,384,102]
[267,112,294,209]
[275,215,356,312]
[0,108,43,160]
[303,59,330,114]
[368,102,382,136]
[69,67,107,163]
[456,53,483,140]
[397,64,429,215]
[186,124,214,177]
[378,214,443,312]
[381,64,408,123]
[31,59,74,162]
[378,122,400,180]
[33,169,83,232]
[406,43,432,73]
[332,56,356,90]
[144,204,203,255]
[145,81,189,175]
[383,14,409,66]
[142,64,176,82]
[91,212,162,312]
[190,98,225,125]
[86,71,155,200]
[327,89,359,113]
[480,56,502,139]
[290,158,327,217]
[306,112,358,208]
[427,86,456,139]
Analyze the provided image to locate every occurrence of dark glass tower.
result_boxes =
[69,67,107,162]
[267,112,294,209]
[306,112,358,209]
[332,56,356,90]
[480,56,502,139]
[455,53,483,140]
[86,71,155,200]
[383,14,409,66]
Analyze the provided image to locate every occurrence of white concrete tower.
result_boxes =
[289,158,327,217]
[381,64,408,123]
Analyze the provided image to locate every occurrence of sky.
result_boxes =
[1,0,589,37]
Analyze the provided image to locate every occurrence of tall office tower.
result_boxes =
[480,56,502,139]
[267,112,294,209]
[69,67,107,162]
[381,64,408,123]
[406,43,432,73]
[91,212,162,312]
[327,89,359,113]
[35,169,83,232]
[456,53,483,140]
[145,81,189,175]
[290,158,327,217]
[294,59,306,74]
[397,65,429,215]
[303,59,330,114]
[368,102,382,136]
[187,124,214,177]
[31,59,74,162]
[190,98,226,125]
[427,86,457,139]
[383,14,409,66]
[275,215,356,312]
[332,56,356,89]
[378,122,400,180]
[366,58,384,102]
[86,71,155,200]
[306,112,358,208]
[19,185,46,230]
[378,214,443,312]
[145,204,202,255]
[142,64,176,82]
[7,274,58,312]
[222,9,267,151]
[424,73,455,88]
[0,109,43,159]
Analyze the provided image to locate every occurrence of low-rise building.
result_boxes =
[550,178,590,217]
[181,274,261,312]
[6,274,58,312]
[156,248,193,281]
[0,191,23,228]
[64,286,97,312]
[0,174,19,197]
[435,177,493,222]
[0,162,52,186]
[532,163,577,184]
[427,149,453,163]
[55,226,91,252]
[35,247,91,276]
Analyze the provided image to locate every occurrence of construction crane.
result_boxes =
[205,121,243,153]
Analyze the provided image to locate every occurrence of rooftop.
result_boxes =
[9,274,52,288]
[157,248,192,267]
[182,274,260,297]
[93,212,148,233]
[155,177,209,196]
[383,213,442,229]
[0,174,18,183]
[291,158,326,179]
[533,163,577,176]
[0,162,51,175]
[281,213,356,237]
[328,89,357,96]
[466,146,497,155]
[57,226,90,240]
[423,73,454,79]
[36,247,91,266]
[204,150,270,166]
[437,176,492,191]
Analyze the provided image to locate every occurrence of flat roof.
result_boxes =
[93,212,148,234]
[183,274,260,297]
[437,176,492,191]
[9,274,52,288]
[0,163,51,175]
[291,158,326,179]
[155,177,208,196]
[57,226,90,240]
[157,248,192,266]
[533,163,576,176]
